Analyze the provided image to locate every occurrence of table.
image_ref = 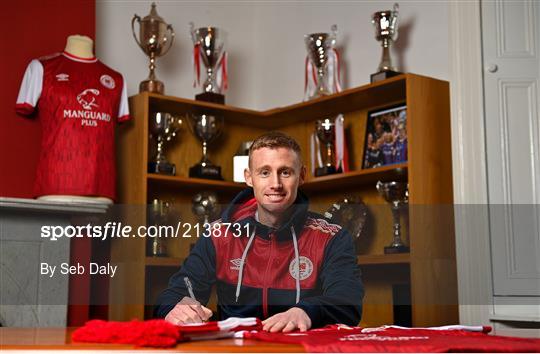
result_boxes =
[0,328,305,352]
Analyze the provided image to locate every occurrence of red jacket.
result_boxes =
[155,188,364,327]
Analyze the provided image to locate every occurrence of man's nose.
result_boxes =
[270,173,283,189]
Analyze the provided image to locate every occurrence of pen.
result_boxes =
[184,276,196,300]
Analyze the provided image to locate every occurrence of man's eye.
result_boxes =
[260,170,270,177]
[281,170,291,177]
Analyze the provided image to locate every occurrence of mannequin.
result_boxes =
[63,34,94,59]
[37,35,113,205]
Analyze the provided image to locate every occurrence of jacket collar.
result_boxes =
[221,188,308,242]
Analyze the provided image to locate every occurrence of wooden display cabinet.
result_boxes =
[111,74,458,327]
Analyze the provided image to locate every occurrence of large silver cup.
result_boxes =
[148,112,183,175]
[190,22,225,103]
[371,3,399,77]
[188,113,224,180]
[304,25,337,99]
[315,118,338,176]
[132,3,175,94]
[376,181,409,254]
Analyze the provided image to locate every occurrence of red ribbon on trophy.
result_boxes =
[192,44,228,93]
[304,48,342,101]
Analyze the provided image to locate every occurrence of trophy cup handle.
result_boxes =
[162,24,175,56]
[131,14,143,49]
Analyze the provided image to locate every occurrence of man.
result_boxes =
[155,132,363,332]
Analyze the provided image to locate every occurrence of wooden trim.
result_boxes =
[301,164,407,192]
[145,256,184,267]
[147,174,246,192]
[357,254,410,265]
[406,75,459,326]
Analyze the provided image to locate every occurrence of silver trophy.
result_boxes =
[190,22,226,104]
[148,112,183,175]
[132,3,175,94]
[148,199,170,256]
[324,196,368,239]
[371,3,400,83]
[192,192,220,225]
[304,25,338,99]
[315,118,339,176]
[376,181,409,254]
[188,113,224,180]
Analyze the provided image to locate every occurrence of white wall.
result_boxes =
[96,0,449,110]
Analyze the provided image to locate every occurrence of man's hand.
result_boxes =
[262,307,312,332]
[164,296,213,325]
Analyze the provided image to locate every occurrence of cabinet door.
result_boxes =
[482,0,540,296]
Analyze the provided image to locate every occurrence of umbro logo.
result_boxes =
[56,73,69,81]
[230,258,243,271]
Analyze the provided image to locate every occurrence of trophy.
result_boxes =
[304,25,338,100]
[190,22,226,104]
[376,181,409,254]
[188,113,224,180]
[148,112,183,175]
[370,3,401,83]
[324,196,368,239]
[192,192,220,225]
[148,199,170,256]
[315,118,340,177]
[132,3,175,94]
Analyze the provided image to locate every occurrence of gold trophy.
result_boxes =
[370,3,401,83]
[148,199,170,257]
[132,3,175,94]
[315,118,340,176]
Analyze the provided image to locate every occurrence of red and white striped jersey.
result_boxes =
[15,52,130,200]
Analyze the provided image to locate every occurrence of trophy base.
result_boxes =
[140,80,164,94]
[315,165,342,177]
[384,245,410,254]
[189,164,223,180]
[148,161,176,175]
[370,70,401,83]
[196,92,225,104]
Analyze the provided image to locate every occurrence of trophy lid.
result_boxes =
[141,2,166,24]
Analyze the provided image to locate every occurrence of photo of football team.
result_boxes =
[363,105,407,169]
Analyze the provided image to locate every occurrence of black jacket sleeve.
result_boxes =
[153,235,217,318]
[295,229,364,327]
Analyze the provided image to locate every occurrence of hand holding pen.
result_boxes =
[164,277,213,325]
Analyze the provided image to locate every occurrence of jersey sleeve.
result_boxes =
[117,74,130,123]
[15,59,43,116]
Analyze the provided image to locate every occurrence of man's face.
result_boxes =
[244,147,306,218]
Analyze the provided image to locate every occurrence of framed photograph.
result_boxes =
[362,104,407,169]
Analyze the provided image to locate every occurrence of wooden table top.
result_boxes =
[0,327,305,352]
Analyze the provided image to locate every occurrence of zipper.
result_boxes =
[262,233,275,318]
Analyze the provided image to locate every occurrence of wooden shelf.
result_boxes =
[114,74,458,327]
[147,173,246,192]
[145,256,184,267]
[144,75,407,129]
[357,253,410,265]
[302,163,408,192]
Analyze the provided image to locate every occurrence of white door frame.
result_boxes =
[448,0,494,326]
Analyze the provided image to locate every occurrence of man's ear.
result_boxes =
[244,168,253,187]
[299,165,306,186]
